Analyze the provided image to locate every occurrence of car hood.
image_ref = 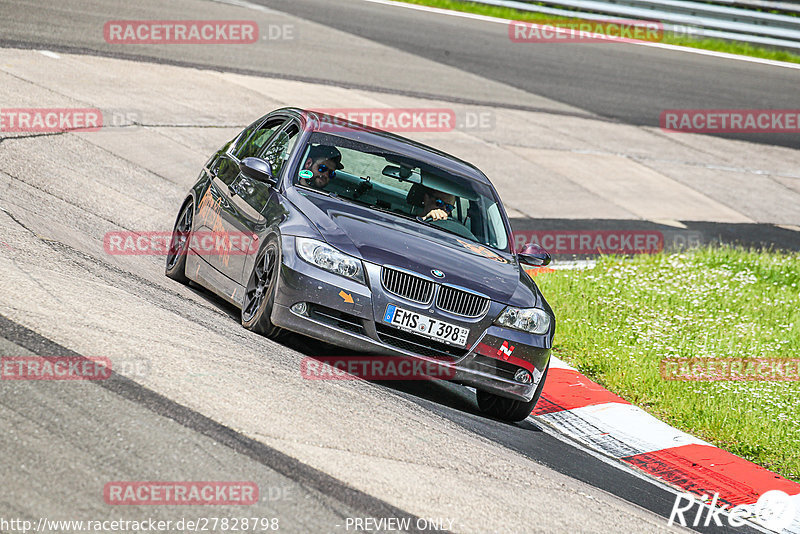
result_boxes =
[288,190,533,304]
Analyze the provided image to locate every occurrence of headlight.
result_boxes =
[296,237,365,283]
[495,306,551,335]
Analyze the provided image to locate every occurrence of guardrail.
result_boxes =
[467,0,800,50]
[710,0,800,15]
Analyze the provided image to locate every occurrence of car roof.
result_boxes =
[275,107,493,185]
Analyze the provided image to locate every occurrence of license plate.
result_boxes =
[383,304,469,347]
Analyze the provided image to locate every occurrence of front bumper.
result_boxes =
[272,236,551,402]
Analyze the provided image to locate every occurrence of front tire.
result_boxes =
[165,200,194,284]
[476,363,549,422]
[241,237,282,338]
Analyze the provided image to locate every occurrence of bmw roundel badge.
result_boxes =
[431,269,445,278]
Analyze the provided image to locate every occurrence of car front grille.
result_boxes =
[381,267,434,304]
[436,286,490,318]
[376,324,468,361]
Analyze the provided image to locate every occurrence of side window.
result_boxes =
[235,118,285,160]
[260,123,300,178]
[229,121,258,156]
[486,202,508,251]
[213,156,240,186]
[452,197,468,224]
[236,124,300,213]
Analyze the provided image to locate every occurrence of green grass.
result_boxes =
[396,0,800,64]
[534,246,800,482]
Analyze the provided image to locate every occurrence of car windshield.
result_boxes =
[293,132,510,251]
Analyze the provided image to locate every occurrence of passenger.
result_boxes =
[299,145,344,189]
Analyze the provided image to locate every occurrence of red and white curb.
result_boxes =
[531,357,800,533]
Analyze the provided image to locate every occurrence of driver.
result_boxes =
[421,186,457,221]
[299,145,344,189]
[418,185,478,241]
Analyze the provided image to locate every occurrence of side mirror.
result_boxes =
[518,242,552,267]
[240,157,276,185]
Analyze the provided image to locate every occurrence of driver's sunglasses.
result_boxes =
[435,198,455,214]
[316,164,336,178]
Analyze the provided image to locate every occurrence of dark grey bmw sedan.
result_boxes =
[166,107,555,422]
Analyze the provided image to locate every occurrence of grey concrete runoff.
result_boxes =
[1,43,694,534]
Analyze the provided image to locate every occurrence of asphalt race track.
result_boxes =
[260,0,800,149]
[0,0,796,532]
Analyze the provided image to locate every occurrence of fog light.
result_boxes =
[291,302,308,316]
[514,369,532,384]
